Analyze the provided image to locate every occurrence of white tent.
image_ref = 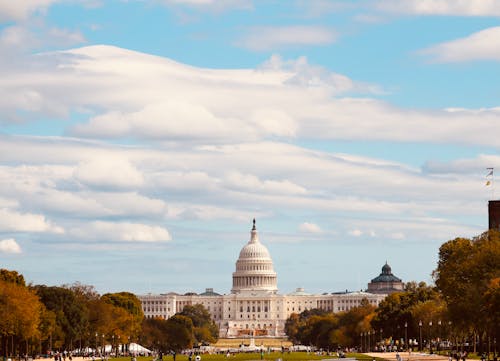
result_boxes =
[129,343,151,354]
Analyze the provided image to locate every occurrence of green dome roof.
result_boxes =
[370,262,402,283]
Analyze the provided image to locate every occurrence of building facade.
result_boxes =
[138,220,396,337]
[367,262,404,294]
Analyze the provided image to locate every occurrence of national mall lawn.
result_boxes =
[126,353,383,361]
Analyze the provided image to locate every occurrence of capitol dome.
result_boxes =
[231,219,278,294]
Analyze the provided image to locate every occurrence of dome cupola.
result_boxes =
[231,219,278,294]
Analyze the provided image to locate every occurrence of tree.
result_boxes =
[337,299,376,347]
[89,298,136,350]
[179,305,218,344]
[34,285,89,350]
[101,292,144,341]
[141,317,170,352]
[434,230,500,343]
[0,279,43,357]
[371,282,442,344]
[165,315,194,352]
[0,269,25,286]
[284,309,340,349]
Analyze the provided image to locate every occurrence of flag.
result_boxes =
[487,169,494,177]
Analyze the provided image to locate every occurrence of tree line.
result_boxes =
[1,230,498,357]
[284,230,499,354]
[0,273,218,358]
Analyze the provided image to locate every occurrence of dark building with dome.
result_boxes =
[367,262,404,294]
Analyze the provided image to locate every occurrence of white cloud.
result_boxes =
[0,208,64,233]
[74,156,144,190]
[299,222,322,233]
[0,25,85,51]
[0,238,22,254]
[259,54,382,94]
[239,26,336,51]
[0,0,59,21]
[71,101,262,141]
[224,171,307,196]
[0,133,489,246]
[70,221,171,242]
[420,27,500,63]
[348,229,363,237]
[424,154,500,175]
[159,0,252,12]
[2,45,497,148]
[374,0,500,16]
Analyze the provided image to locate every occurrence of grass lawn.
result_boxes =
[123,352,386,361]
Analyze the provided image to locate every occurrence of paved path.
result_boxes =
[364,352,455,361]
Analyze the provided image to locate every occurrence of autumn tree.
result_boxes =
[336,299,376,347]
[0,279,43,357]
[101,292,144,341]
[434,230,500,346]
[141,317,170,352]
[371,282,443,345]
[0,269,26,286]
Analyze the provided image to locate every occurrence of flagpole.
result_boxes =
[487,168,494,200]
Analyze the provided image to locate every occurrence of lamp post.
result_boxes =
[429,321,433,354]
[419,321,423,352]
[102,334,105,356]
[95,333,98,356]
[437,320,441,353]
[360,333,363,353]
[494,338,496,361]
[448,321,453,351]
[112,335,115,357]
[405,322,408,352]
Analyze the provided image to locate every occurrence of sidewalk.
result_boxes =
[364,352,469,361]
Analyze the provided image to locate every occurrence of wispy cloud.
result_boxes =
[420,27,500,63]
[374,0,500,16]
[239,25,336,51]
[299,222,322,233]
[158,0,252,12]
[69,221,172,242]
[0,0,60,22]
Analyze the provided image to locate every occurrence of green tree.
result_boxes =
[165,315,194,352]
[34,285,89,350]
[179,304,218,344]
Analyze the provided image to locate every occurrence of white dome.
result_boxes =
[231,220,278,294]
[238,238,272,260]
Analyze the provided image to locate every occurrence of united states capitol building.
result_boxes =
[138,220,403,337]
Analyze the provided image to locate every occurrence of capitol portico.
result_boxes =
[138,220,402,337]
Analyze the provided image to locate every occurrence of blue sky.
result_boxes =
[0,0,499,296]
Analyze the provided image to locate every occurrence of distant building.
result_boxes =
[138,220,399,337]
[488,200,500,230]
[367,262,404,294]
